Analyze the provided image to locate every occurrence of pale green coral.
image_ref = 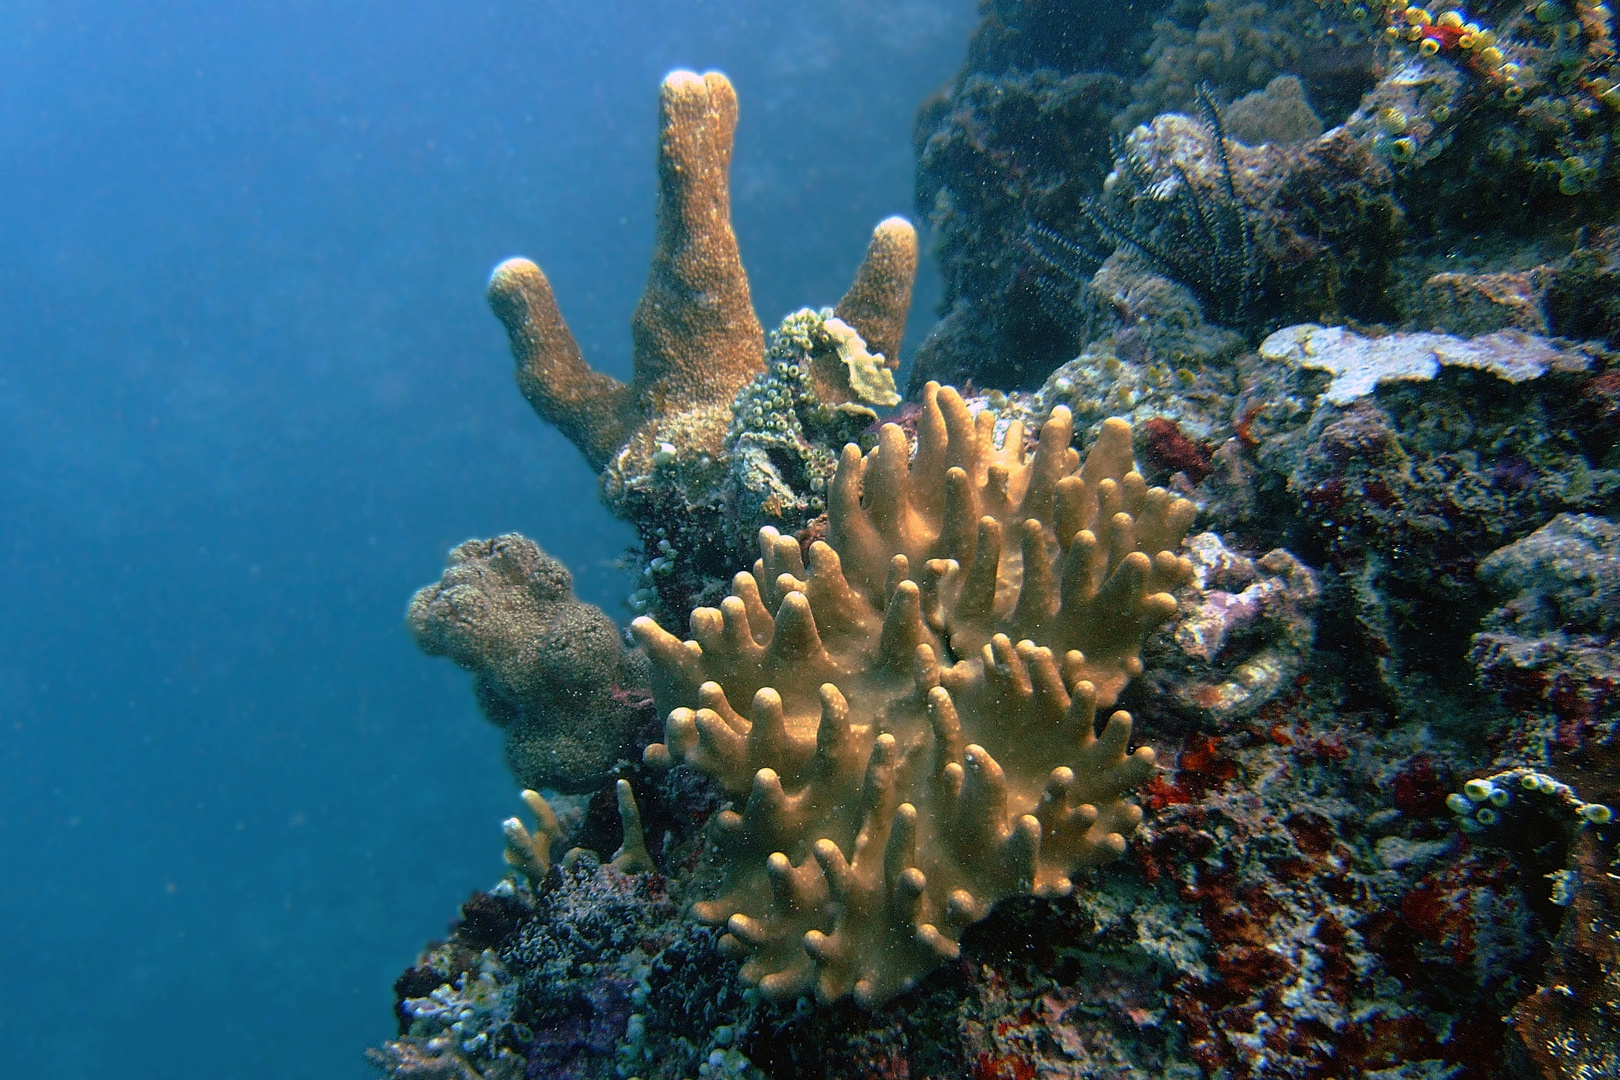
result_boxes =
[822,316,901,407]
[721,308,885,555]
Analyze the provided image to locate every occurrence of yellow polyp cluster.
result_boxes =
[1369,0,1525,99]
[633,383,1195,1007]
[1554,153,1599,193]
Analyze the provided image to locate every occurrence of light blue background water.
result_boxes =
[0,3,974,1075]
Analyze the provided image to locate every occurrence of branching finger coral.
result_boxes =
[488,71,762,484]
[484,71,917,524]
[631,383,1196,1007]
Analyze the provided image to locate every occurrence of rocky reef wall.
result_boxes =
[386,21,1620,1076]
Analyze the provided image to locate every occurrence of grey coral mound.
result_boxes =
[408,534,650,793]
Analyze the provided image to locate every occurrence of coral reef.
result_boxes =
[910,0,1389,389]
[407,534,653,793]
[1510,827,1620,1079]
[716,309,900,585]
[1221,75,1326,147]
[911,0,1620,391]
[1199,320,1620,717]
[388,10,1620,1079]
[1063,87,1269,327]
[633,383,1196,1006]
[1472,513,1620,703]
[625,298,917,624]
[1140,531,1321,723]
[1469,514,1620,812]
[914,64,1134,388]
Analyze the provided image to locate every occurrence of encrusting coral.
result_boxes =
[631,382,1197,1007]
[485,70,917,521]
[407,534,652,793]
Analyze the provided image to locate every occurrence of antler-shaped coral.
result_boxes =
[632,383,1195,1006]
[485,70,916,507]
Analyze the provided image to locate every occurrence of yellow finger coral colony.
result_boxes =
[632,383,1197,1007]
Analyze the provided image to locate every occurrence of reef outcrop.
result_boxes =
[382,14,1620,1077]
[913,0,1620,393]
[631,383,1196,1006]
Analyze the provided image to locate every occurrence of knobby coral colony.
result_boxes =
[632,384,1196,1006]
[1029,86,1266,329]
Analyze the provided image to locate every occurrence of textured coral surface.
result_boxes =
[631,383,1195,1006]
[407,534,652,793]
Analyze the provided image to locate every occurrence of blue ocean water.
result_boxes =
[0,3,975,1076]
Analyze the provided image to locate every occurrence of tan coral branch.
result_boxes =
[486,70,762,481]
[486,260,635,471]
[483,72,919,513]
[834,216,918,371]
[629,71,764,419]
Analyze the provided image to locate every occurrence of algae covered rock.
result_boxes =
[1470,513,1620,749]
